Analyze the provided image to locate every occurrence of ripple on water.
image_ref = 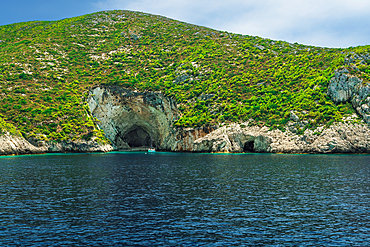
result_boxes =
[0,153,369,246]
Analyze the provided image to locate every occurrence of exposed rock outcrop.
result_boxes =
[0,133,113,155]
[87,86,179,150]
[45,140,113,153]
[328,68,370,124]
[191,118,370,153]
[175,126,216,151]
[193,125,262,152]
[0,133,44,155]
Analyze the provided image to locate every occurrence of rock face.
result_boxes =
[87,86,179,150]
[0,133,113,155]
[191,119,370,153]
[328,68,370,124]
[193,125,260,152]
[45,140,113,153]
[262,118,370,153]
[0,134,44,155]
[175,127,216,151]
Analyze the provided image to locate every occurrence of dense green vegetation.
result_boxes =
[0,10,369,142]
[0,116,20,136]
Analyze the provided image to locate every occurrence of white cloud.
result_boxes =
[93,0,370,47]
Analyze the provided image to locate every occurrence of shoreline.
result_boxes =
[2,150,370,158]
[2,120,370,157]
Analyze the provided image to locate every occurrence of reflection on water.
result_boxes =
[0,153,369,246]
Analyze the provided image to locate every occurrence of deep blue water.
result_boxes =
[0,152,369,246]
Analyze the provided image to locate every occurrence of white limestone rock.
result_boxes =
[328,68,370,125]
[88,86,179,150]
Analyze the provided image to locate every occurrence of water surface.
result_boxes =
[0,152,369,246]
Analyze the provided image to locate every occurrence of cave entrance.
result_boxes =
[123,127,154,150]
[244,141,255,152]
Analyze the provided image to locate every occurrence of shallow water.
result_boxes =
[0,152,369,246]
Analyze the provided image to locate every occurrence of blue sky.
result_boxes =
[1,0,370,48]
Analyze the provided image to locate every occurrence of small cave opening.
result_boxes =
[244,141,255,152]
[123,127,155,149]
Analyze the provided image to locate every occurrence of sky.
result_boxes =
[1,0,370,48]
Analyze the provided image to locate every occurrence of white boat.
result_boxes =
[148,133,155,153]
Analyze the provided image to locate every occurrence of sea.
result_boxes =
[0,152,369,246]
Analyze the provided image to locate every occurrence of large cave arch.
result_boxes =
[88,86,179,151]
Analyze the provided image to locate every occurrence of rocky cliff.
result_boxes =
[192,118,370,153]
[87,86,370,154]
[175,127,216,151]
[0,133,44,155]
[328,68,370,124]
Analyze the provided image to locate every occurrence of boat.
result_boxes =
[148,134,155,153]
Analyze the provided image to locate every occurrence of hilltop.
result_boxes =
[0,10,370,153]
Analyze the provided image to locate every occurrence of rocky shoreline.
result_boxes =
[0,133,113,156]
[2,70,370,156]
[190,119,370,153]
[2,117,370,156]
[2,115,370,156]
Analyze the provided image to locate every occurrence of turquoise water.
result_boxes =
[0,152,369,246]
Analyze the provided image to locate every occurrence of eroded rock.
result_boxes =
[328,68,370,124]
[191,119,370,153]
[0,133,112,155]
[88,86,179,150]
[0,133,44,155]
[290,111,300,122]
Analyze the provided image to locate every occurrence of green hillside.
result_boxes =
[0,10,369,142]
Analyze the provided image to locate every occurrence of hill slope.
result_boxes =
[0,10,370,145]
